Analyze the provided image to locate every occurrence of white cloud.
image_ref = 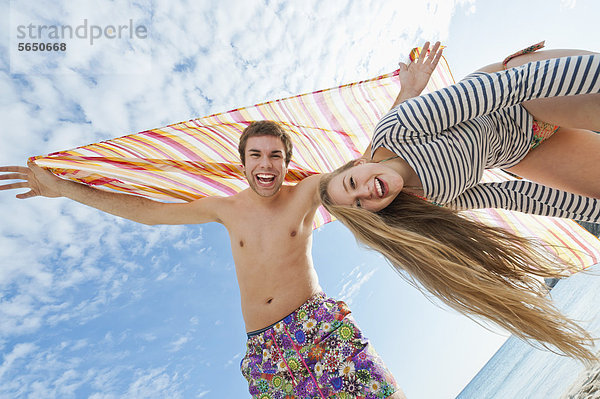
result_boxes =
[139,333,157,342]
[126,368,183,399]
[155,272,168,281]
[0,192,192,337]
[90,366,126,394]
[168,336,190,353]
[337,265,377,305]
[224,352,241,368]
[88,393,117,399]
[70,339,89,351]
[0,342,37,379]
[53,369,85,397]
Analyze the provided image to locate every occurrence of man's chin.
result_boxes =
[249,182,282,197]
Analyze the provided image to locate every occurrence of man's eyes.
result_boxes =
[248,153,282,159]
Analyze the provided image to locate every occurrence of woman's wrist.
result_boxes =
[392,88,421,108]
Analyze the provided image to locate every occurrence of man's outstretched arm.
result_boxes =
[0,162,222,226]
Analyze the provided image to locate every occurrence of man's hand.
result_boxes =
[391,41,444,108]
[0,162,63,199]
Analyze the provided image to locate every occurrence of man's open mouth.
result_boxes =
[256,173,276,185]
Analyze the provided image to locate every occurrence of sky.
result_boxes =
[1,0,599,398]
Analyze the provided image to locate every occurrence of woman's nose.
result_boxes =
[358,184,372,199]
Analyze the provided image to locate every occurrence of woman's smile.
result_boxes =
[375,177,388,198]
[329,161,404,211]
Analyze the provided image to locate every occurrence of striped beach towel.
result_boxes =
[31,49,600,271]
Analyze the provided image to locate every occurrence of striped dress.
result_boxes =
[371,54,600,222]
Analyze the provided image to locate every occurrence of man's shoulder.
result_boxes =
[292,174,321,192]
[286,174,322,206]
[187,193,242,215]
[195,191,248,226]
[220,190,249,205]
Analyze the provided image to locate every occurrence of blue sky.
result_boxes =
[1,0,599,398]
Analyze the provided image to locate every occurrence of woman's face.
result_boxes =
[327,159,404,211]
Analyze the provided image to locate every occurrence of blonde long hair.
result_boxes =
[319,165,596,362]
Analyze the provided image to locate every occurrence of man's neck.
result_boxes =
[245,185,286,205]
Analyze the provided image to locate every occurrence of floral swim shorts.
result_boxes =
[241,292,400,398]
[531,119,559,149]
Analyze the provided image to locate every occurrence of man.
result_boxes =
[0,121,405,398]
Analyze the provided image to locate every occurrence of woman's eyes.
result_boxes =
[350,177,361,207]
[348,176,360,207]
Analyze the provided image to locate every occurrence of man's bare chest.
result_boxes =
[231,211,306,249]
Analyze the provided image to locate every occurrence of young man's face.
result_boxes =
[242,135,288,197]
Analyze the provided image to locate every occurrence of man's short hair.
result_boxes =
[238,121,293,166]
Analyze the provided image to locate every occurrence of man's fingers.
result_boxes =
[0,181,30,191]
[0,166,29,173]
[16,190,36,199]
[0,172,28,181]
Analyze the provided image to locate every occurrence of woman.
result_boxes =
[320,42,600,362]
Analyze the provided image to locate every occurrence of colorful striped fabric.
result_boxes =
[31,50,600,270]
[470,170,600,271]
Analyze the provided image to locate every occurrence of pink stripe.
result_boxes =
[172,121,238,160]
[533,220,585,268]
[284,326,326,399]
[89,141,142,158]
[270,104,329,168]
[270,94,343,167]
[123,135,176,159]
[198,122,241,157]
[345,81,374,127]
[192,70,398,121]
[53,156,240,198]
[71,146,123,159]
[312,90,356,151]
[141,131,203,160]
[269,331,298,387]
[295,93,347,164]
[356,80,382,121]
[549,218,597,267]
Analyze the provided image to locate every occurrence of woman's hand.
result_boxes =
[398,41,444,97]
[391,41,444,108]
